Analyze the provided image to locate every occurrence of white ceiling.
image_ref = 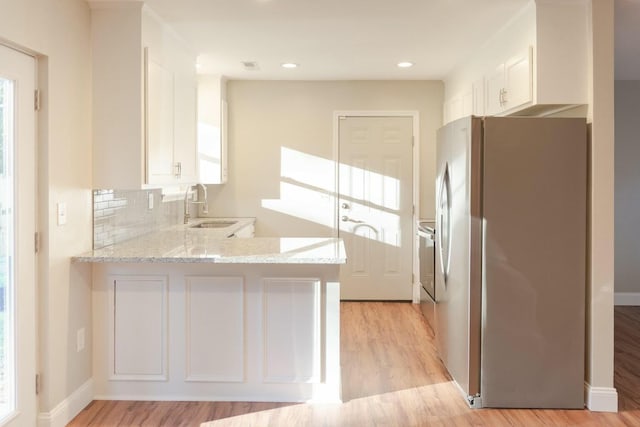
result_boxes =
[142,0,640,81]
[144,0,530,80]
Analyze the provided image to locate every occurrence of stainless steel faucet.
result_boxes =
[184,183,209,224]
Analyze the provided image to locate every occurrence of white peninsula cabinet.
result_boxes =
[74,232,345,402]
[91,2,198,189]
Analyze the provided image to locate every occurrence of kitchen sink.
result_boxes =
[190,220,237,229]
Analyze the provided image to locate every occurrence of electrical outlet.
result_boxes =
[77,328,85,352]
[148,192,154,210]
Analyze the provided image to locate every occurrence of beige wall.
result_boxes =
[615,80,640,294]
[206,80,443,236]
[0,0,93,415]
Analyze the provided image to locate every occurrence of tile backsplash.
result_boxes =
[93,189,182,249]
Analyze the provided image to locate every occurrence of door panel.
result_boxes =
[338,116,413,300]
[0,44,37,426]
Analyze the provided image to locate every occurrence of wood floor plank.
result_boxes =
[68,303,640,426]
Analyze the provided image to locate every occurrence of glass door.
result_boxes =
[0,44,37,426]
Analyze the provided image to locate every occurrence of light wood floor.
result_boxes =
[68,303,640,426]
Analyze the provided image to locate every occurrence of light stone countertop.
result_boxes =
[72,218,346,264]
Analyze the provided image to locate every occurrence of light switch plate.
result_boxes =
[57,202,67,225]
[148,192,154,210]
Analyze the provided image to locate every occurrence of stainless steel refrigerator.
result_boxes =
[435,116,586,409]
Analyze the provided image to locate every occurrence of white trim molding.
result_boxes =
[614,292,640,306]
[584,382,618,412]
[37,379,93,427]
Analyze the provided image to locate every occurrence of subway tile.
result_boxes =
[92,188,182,248]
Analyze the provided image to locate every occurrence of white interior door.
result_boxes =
[0,44,37,426]
[338,116,413,300]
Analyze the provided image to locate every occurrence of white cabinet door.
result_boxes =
[484,47,532,116]
[197,75,228,184]
[504,49,532,111]
[485,64,506,116]
[472,78,485,116]
[146,59,176,184]
[173,71,198,183]
[263,278,321,383]
[146,50,199,186]
[185,276,244,382]
[110,276,168,380]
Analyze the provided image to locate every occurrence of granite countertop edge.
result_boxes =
[72,218,346,265]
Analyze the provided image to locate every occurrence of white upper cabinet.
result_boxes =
[472,78,485,116]
[443,0,588,124]
[145,45,198,186]
[443,88,472,124]
[91,3,198,189]
[146,57,175,183]
[91,2,145,189]
[172,70,198,184]
[485,47,533,116]
[197,75,228,184]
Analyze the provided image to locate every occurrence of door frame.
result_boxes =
[332,111,420,303]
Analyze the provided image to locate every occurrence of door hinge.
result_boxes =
[34,89,41,111]
[412,136,415,147]
[36,373,41,395]
[412,205,415,216]
[34,232,40,253]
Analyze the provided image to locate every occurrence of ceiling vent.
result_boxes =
[242,61,260,71]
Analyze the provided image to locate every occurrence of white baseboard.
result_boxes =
[614,292,640,306]
[37,379,93,427]
[584,382,618,412]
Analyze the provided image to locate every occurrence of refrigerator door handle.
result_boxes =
[438,164,452,284]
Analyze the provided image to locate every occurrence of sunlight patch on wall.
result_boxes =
[261,147,402,247]
[262,181,335,228]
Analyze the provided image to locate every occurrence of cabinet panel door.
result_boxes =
[174,71,198,183]
[146,59,176,184]
[505,48,532,111]
[111,276,168,380]
[485,65,505,116]
[185,276,244,382]
[263,278,321,383]
[197,76,227,184]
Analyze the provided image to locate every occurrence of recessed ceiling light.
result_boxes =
[397,62,414,68]
[281,63,299,69]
